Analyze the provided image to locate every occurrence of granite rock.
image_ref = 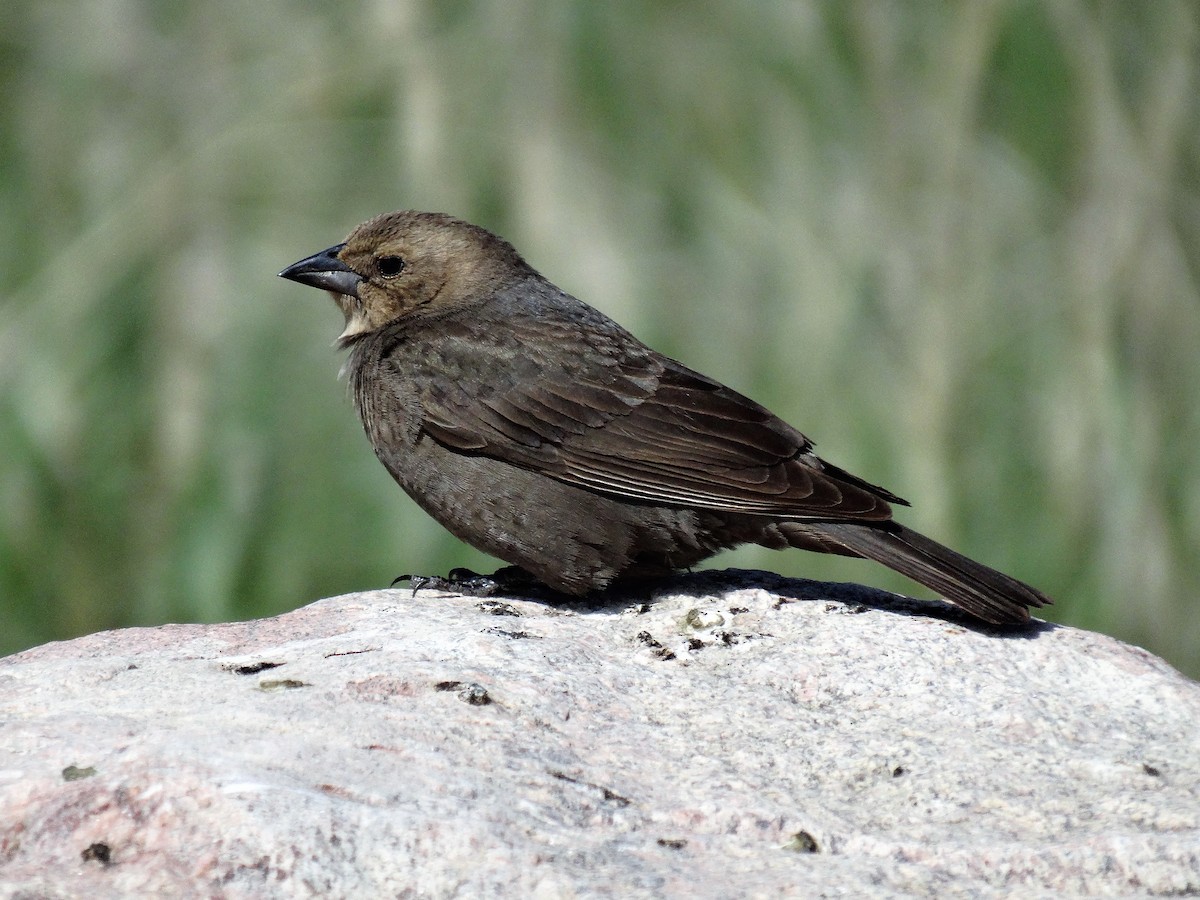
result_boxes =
[1,571,1197,898]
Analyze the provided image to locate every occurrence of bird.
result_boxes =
[279,210,1051,625]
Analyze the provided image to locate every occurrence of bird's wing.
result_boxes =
[399,305,903,521]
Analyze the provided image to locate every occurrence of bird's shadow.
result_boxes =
[519,567,1058,640]
[395,565,1057,639]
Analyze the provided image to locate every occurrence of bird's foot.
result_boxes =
[391,566,538,597]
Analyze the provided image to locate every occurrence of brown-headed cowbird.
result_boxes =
[280,211,1051,624]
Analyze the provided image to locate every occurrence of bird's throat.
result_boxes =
[338,310,375,342]
[332,291,375,342]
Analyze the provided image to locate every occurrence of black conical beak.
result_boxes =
[279,244,361,297]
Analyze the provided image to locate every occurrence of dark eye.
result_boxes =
[377,256,405,278]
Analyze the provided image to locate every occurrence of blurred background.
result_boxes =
[1,1,1197,675]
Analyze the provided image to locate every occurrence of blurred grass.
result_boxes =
[1,1,1197,675]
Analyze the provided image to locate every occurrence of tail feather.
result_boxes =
[813,521,1051,625]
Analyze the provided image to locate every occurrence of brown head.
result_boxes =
[279,211,533,342]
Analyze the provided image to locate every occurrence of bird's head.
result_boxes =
[280,210,530,343]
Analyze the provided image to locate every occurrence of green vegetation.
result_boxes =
[2,1,1197,674]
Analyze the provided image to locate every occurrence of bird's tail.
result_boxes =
[805,521,1052,625]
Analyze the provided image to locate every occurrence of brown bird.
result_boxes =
[280,211,1051,624]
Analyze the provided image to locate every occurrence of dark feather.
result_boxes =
[816,522,1051,624]
[403,298,898,521]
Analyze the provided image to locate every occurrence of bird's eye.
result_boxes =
[377,256,405,278]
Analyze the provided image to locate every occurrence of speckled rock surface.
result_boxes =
[1,570,1198,898]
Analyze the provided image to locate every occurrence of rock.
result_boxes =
[1,570,1198,898]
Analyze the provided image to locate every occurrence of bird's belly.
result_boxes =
[386,434,726,593]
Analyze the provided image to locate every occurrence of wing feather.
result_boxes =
[391,292,904,521]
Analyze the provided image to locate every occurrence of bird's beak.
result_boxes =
[279,244,361,298]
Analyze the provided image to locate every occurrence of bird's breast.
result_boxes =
[346,342,422,457]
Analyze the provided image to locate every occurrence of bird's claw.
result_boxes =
[391,567,505,597]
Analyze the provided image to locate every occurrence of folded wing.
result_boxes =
[404,305,904,522]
